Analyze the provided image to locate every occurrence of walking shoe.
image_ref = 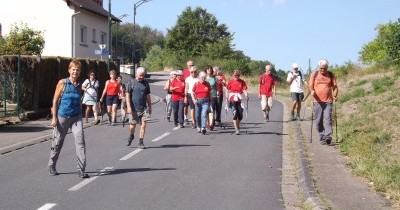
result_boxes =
[210,125,214,131]
[78,170,90,178]
[291,111,296,121]
[138,139,145,149]
[234,129,240,135]
[127,134,134,146]
[167,116,171,122]
[180,124,185,128]
[49,166,59,176]
[325,136,332,145]
[296,112,301,121]
[197,128,201,133]
[94,119,100,125]
[201,128,206,135]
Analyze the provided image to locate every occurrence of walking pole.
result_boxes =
[310,102,313,143]
[335,102,338,144]
[245,99,249,134]
[223,101,228,129]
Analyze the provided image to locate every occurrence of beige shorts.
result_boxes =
[260,95,273,112]
[129,110,151,125]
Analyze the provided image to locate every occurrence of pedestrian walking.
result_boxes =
[192,71,212,134]
[169,70,186,128]
[163,71,175,122]
[258,65,277,122]
[287,63,308,120]
[117,75,128,125]
[126,67,152,149]
[205,65,218,130]
[214,66,226,126]
[309,59,339,145]
[185,65,199,128]
[100,69,120,126]
[182,60,193,122]
[48,59,89,178]
[81,70,100,125]
[226,69,249,135]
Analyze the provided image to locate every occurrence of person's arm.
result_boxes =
[332,77,339,102]
[287,72,296,85]
[309,72,316,97]
[50,79,65,127]
[125,91,132,114]
[100,80,109,102]
[81,79,88,92]
[164,79,170,91]
[147,94,152,114]
[258,76,262,99]
[191,83,197,104]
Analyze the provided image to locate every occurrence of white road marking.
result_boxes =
[172,127,180,131]
[120,149,143,161]
[68,167,113,191]
[152,132,170,142]
[37,203,57,210]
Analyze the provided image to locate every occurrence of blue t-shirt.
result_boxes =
[206,77,217,97]
[126,79,151,112]
[58,78,82,118]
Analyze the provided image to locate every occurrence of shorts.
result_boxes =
[129,110,151,125]
[186,93,195,109]
[291,92,304,101]
[229,101,243,121]
[106,95,119,106]
[260,95,273,112]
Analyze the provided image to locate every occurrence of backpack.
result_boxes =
[290,71,303,81]
[313,70,333,84]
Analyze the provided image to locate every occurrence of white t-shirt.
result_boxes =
[286,71,305,93]
[82,79,99,97]
[185,76,198,94]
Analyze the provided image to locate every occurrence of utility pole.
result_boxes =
[107,0,112,72]
[132,0,152,69]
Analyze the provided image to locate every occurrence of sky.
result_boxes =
[104,0,400,71]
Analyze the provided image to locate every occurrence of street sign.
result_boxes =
[94,49,109,55]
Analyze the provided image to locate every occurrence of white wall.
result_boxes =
[0,0,108,59]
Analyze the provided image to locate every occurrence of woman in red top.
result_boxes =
[214,66,226,126]
[100,69,120,126]
[226,69,249,135]
[169,70,186,128]
[192,71,211,134]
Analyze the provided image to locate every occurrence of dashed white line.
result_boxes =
[152,132,170,142]
[68,167,113,191]
[37,203,57,210]
[120,148,143,161]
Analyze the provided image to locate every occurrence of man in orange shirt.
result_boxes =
[309,59,339,145]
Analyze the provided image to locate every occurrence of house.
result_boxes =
[0,0,121,59]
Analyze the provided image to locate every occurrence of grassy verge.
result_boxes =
[337,67,400,206]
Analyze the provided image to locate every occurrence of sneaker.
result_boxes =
[266,113,269,121]
[111,122,115,126]
[78,170,90,179]
[291,111,296,121]
[94,119,100,125]
[326,136,332,145]
[197,128,201,133]
[167,116,171,122]
[49,166,59,176]
[210,125,214,131]
[296,113,301,121]
[234,129,240,135]
[180,124,185,128]
[201,128,206,135]
[138,139,145,149]
[127,134,134,146]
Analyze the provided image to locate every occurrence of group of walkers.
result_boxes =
[164,60,250,135]
[47,58,338,178]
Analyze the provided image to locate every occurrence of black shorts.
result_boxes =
[106,95,119,106]
[186,93,195,109]
[291,92,304,101]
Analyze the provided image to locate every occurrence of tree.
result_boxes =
[360,19,400,65]
[0,23,45,55]
[165,6,234,58]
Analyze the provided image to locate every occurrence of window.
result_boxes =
[100,32,107,44]
[80,25,87,44]
[92,28,96,43]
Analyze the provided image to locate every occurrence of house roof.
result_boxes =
[67,0,121,22]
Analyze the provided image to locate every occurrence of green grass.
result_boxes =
[339,88,366,103]
[372,76,395,94]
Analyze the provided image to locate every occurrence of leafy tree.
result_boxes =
[0,23,45,55]
[165,6,234,58]
[360,19,400,65]
[141,45,164,71]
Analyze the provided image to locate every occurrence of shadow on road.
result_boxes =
[148,144,210,149]
[102,167,176,176]
[0,126,50,133]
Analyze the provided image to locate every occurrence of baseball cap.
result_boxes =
[175,70,183,75]
[292,63,299,69]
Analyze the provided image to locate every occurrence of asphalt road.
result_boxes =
[0,73,285,210]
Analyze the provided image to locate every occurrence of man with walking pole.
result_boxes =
[308,59,338,145]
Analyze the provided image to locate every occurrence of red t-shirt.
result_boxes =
[182,69,190,81]
[170,78,185,101]
[106,80,120,96]
[227,78,247,94]
[216,74,226,96]
[192,81,211,99]
[259,74,276,97]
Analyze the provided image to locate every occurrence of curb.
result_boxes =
[0,94,161,155]
[278,97,326,210]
